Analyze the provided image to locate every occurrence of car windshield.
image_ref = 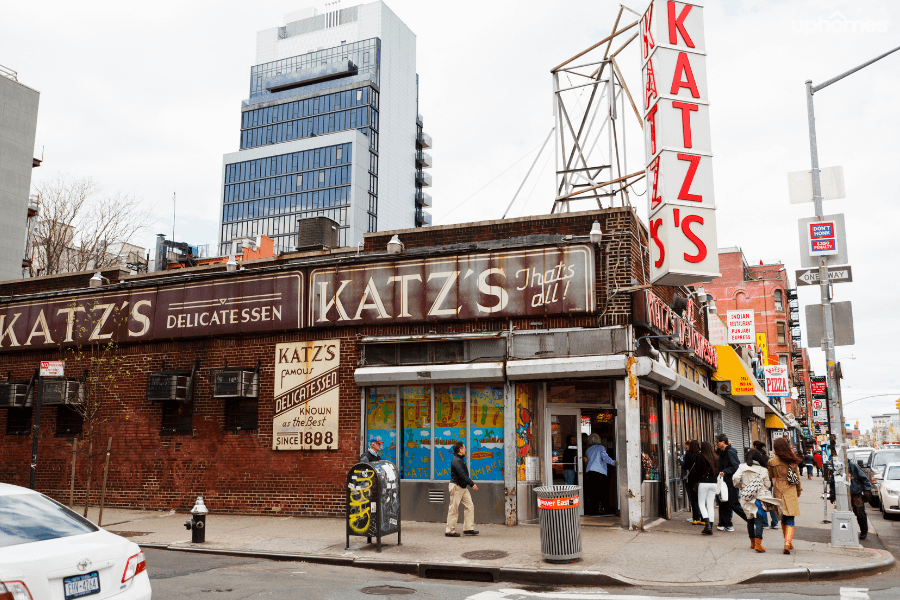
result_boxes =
[0,493,98,547]
[855,452,872,463]
[874,451,900,467]
[886,466,900,481]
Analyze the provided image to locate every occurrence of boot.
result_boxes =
[808,473,812,480]
[702,518,713,535]
[754,538,766,553]
[783,525,795,554]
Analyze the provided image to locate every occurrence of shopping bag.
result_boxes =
[717,474,729,502]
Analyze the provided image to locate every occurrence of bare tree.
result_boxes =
[31,173,151,275]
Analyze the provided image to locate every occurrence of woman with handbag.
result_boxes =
[696,441,719,535]
[684,440,703,524]
[733,449,783,553]
[768,437,803,554]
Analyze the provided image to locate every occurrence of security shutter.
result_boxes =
[721,398,745,462]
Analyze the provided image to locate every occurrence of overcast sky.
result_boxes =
[3,0,897,431]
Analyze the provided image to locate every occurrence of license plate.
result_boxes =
[64,571,100,600]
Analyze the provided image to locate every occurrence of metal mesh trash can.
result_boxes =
[534,485,582,562]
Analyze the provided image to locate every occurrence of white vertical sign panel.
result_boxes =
[648,204,719,286]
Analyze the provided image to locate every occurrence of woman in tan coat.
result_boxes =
[768,437,803,554]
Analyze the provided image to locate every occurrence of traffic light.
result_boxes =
[896,398,900,410]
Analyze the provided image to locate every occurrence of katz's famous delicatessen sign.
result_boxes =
[632,290,717,369]
[273,340,340,451]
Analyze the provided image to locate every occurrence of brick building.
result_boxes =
[1,208,734,529]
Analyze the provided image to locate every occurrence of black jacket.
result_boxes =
[716,445,740,483]
[849,460,872,497]
[692,455,718,485]
[451,452,475,488]
[359,448,380,463]
[562,445,578,468]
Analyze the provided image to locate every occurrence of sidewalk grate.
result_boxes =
[361,586,416,595]
[461,550,508,560]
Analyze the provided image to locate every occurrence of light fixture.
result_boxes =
[387,235,404,254]
[589,221,603,244]
[707,299,717,314]
[226,256,238,272]
[89,272,103,288]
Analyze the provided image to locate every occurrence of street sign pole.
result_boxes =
[804,43,900,546]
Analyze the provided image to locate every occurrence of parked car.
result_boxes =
[848,448,874,467]
[0,482,151,599]
[877,462,900,518]
[864,449,900,507]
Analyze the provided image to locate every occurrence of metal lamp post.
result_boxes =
[804,44,900,546]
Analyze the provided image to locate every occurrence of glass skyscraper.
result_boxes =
[219,2,431,254]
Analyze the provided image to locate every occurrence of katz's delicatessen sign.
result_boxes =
[642,0,720,285]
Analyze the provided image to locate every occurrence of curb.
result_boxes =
[738,551,895,584]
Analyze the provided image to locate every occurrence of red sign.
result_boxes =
[810,380,827,395]
[632,290,718,369]
[537,495,580,510]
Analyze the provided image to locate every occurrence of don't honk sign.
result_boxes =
[642,0,720,285]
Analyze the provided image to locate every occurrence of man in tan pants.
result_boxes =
[446,441,479,537]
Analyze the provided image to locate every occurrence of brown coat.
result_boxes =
[768,456,802,516]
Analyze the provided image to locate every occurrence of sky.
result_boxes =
[2,0,898,431]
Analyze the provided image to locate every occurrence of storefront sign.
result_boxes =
[756,332,768,367]
[632,290,717,369]
[0,274,304,352]
[642,0,720,285]
[309,246,595,325]
[272,340,340,450]
[726,310,754,344]
[764,365,789,397]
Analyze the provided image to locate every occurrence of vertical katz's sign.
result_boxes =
[273,340,340,451]
[642,0,720,285]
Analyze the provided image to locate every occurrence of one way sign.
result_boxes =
[795,266,853,287]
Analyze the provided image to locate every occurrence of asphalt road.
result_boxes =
[143,502,900,600]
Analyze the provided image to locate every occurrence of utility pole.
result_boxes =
[804,43,900,546]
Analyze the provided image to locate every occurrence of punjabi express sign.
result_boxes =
[273,340,340,450]
[632,289,717,369]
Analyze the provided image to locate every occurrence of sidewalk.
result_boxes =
[82,474,893,587]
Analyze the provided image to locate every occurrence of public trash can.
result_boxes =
[534,485,582,563]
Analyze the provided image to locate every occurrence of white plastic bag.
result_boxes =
[717,474,729,502]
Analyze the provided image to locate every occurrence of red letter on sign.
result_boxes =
[676,153,703,202]
[646,104,659,155]
[667,1,695,47]
[650,218,665,268]
[681,214,707,263]
[670,52,700,98]
[644,59,658,110]
[649,156,662,210]
[671,101,698,148]
[642,4,655,59]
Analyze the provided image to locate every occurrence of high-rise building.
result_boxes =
[0,65,40,280]
[218,2,431,254]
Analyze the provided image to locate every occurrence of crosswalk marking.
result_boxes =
[840,589,869,600]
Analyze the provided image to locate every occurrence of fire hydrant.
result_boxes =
[184,497,208,543]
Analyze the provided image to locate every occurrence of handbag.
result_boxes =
[717,474,729,502]
[739,473,763,501]
[786,465,800,486]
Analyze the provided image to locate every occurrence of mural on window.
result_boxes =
[402,386,431,479]
[516,383,537,481]
[366,387,397,464]
[469,385,504,481]
[434,385,467,480]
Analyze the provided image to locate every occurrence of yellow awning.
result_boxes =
[712,346,764,396]
[766,414,787,429]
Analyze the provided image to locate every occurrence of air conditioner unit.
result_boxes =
[147,373,190,402]
[42,379,85,406]
[212,371,259,399]
[0,383,31,408]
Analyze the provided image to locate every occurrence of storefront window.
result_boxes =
[640,389,661,481]
[516,383,538,481]
[547,381,611,404]
[469,384,504,481]
[433,385,467,480]
[366,387,397,465]
[401,386,431,479]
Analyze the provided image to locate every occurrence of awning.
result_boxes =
[667,374,725,411]
[765,414,787,429]
[712,346,769,409]
[355,362,504,385]
[507,355,627,381]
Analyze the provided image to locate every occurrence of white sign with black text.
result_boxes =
[726,310,755,344]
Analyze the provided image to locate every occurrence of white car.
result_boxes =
[878,462,900,518]
[0,483,151,599]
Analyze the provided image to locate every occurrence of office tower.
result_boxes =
[219,2,431,253]
[0,65,40,280]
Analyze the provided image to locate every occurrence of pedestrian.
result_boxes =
[848,455,872,541]
[768,437,803,554]
[584,433,616,515]
[715,434,748,531]
[562,435,578,486]
[446,441,479,537]
[752,441,780,530]
[696,441,719,535]
[733,449,783,553]
[359,436,383,463]
[802,450,814,479]
[684,440,703,525]
[814,449,823,477]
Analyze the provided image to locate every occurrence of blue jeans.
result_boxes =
[757,503,779,527]
[564,469,576,485]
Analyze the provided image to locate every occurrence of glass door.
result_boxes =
[547,407,584,515]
